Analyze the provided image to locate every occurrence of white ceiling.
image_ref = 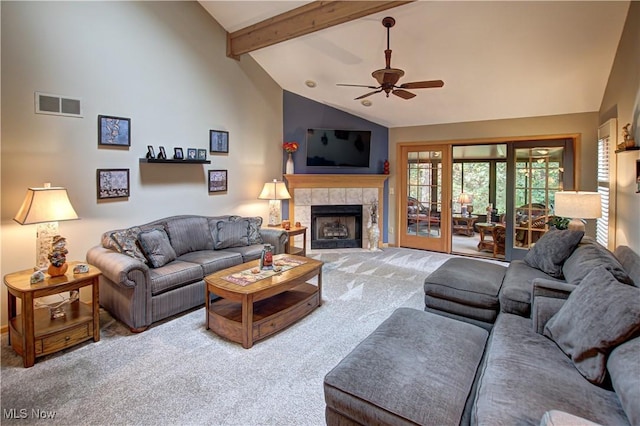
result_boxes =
[200,1,630,128]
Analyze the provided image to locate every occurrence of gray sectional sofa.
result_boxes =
[325,235,640,425]
[86,215,287,332]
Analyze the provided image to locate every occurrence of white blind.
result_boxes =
[596,136,610,247]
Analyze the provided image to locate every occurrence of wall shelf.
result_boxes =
[615,146,639,154]
[139,158,211,164]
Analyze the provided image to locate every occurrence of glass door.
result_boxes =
[399,145,451,253]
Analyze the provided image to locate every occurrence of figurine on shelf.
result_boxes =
[622,123,636,149]
[47,235,69,277]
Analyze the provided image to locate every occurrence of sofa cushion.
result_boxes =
[607,336,640,425]
[473,313,628,425]
[523,229,584,278]
[499,260,563,317]
[165,217,214,256]
[562,239,633,286]
[215,219,250,249]
[224,244,265,262]
[544,266,640,384]
[231,216,264,245]
[109,226,148,264]
[148,260,203,295]
[177,250,242,276]
[138,228,177,268]
[614,245,640,287]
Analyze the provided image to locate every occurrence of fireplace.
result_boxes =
[311,205,363,249]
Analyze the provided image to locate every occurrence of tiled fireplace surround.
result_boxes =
[284,174,388,250]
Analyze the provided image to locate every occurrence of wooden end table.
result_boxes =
[452,215,478,236]
[205,254,322,348]
[282,226,307,256]
[476,222,496,253]
[4,261,101,368]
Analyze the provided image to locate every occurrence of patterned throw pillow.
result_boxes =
[137,228,177,268]
[544,266,640,384]
[110,227,147,264]
[215,219,250,249]
[232,216,264,245]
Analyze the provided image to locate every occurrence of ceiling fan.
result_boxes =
[337,17,444,100]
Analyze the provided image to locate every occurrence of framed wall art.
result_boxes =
[210,130,229,153]
[98,115,131,146]
[97,169,130,199]
[208,170,228,193]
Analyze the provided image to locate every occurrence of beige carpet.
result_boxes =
[1,248,457,425]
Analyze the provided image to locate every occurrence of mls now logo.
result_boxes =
[3,408,56,419]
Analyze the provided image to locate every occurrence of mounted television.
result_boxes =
[306,128,371,168]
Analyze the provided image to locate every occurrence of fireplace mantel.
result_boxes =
[283,174,388,249]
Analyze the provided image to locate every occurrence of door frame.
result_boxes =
[394,134,580,258]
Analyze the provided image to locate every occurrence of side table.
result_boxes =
[4,261,101,368]
[281,226,307,257]
[476,222,496,253]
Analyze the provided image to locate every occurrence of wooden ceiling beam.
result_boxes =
[226,1,414,59]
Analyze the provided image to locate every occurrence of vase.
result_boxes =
[285,153,295,174]
[367,223,380,251]
[47,262,68,277]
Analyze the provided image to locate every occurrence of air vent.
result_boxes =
[35,92,83,117]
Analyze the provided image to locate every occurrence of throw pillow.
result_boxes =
[215,219,250,249]
[562,239,634,286]
[607,337,640,425]
[110,227,148,264]
[523,229,584,278]
[232,216,264,245]
[137,228,177,268]
[544,266,640,384]
[165,217,214,256]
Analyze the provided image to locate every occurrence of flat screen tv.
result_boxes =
[306,128,371,168]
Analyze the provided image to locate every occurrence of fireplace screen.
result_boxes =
[311,205,362,249]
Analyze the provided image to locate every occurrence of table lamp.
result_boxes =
[13,183,79,271]
[458,193,472,216]
[553,191,601,233]
[258,179,291,227]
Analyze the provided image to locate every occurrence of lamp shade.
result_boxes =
[458,193,472,204]
[14,187,79,225]
[258,180,291,200]
[554,191,601,219]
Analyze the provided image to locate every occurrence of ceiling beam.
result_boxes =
[226,1,414,59]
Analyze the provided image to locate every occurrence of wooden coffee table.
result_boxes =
[204,254,323,348]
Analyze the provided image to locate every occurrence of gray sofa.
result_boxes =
[86,215,287,332]
[325,237,640,425]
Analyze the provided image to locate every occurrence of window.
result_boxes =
[597,119,617,250]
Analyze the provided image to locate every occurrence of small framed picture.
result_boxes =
[187,148,197,160]
[97,169,130,199]
[208,170,228,193]
[146,145,155,159]
[197,149,207,160]
[174,148,183,160]
[98,115,131,146]
[210,130,229,153]
[158,146,167,159]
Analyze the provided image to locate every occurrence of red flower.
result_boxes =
[283,142,299,153]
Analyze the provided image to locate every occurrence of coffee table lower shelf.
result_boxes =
[207,283,319,348]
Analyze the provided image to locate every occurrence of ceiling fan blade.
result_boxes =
[337,83,379,89]
[355,89,383,100]
[399,80,445,89]
[392,89,416,100]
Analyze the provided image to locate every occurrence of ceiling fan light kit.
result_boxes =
[337,17,444,101]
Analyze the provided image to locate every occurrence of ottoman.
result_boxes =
[324,308,489,426]
[424,258,507,330]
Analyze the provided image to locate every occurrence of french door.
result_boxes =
[399,145,451,253]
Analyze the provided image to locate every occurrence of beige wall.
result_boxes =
[0,2,284,327]
[599,1,640,252]
[388,112,599,245]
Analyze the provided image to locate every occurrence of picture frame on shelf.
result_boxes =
[158,146,167,159]
[208,170,228,193]
[146,145,155,159]
[197,149,207,160]
[187,148,197,160]
[97,169,130,200]
[174,148,183,160]
[98,115,131,146]
[210,130,229,153]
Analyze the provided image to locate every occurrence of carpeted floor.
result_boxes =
[1,248,455,425]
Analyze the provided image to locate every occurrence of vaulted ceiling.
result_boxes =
[200,1,630,128]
